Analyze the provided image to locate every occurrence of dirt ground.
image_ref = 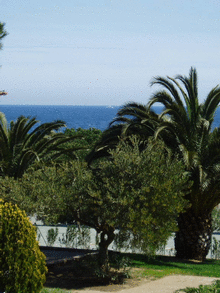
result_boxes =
[45,258,220,293]
[73,275,220,293]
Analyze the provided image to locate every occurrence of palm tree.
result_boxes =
[0,22,8,95]
[0,22,7,50]
[88,68,220,261]
[86,103,161,163]
[148,68,220,260]
[0,113,82,178]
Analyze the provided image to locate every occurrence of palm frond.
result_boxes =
[150,76,182,105]
[201,85,220,123]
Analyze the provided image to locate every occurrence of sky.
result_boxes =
[1,0,220,105]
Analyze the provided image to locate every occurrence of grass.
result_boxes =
[119,253,220,279]
[41,253,220,293]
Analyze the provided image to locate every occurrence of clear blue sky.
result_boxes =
[1,0,220,105]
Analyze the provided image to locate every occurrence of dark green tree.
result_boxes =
[64,127,102,161]
[3,138,189,271]
[89,68,220,261]
[0,113,82,178]
[86,103,160,163]
[148,68,220,261]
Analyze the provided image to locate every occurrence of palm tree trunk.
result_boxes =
[174,209,212,261]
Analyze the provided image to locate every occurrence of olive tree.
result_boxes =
[0,137,190,271]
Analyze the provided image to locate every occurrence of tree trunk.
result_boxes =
[174,209,212,261]
[98,229,115,273]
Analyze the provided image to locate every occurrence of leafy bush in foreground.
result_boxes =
[0,200,47,293]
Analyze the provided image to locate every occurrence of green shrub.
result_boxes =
[175,280,220,292]
[0,199,47,293]
[59,225,78,248]
[212,237,220,260]
[46,227,59,246]
[77,226,91,249]
[58,225,91,249]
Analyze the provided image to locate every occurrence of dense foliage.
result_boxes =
[1,137,190,271]
[0,199,47,292]
[64,127,102,160]
[0,113,83,178]
[88,68,220,261]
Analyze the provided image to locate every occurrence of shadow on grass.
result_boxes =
[120,253,220,277]
[44,253,128,291]
[44,252,220,290]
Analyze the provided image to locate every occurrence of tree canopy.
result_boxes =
[0,137,190,269]
[64,127,102,161]
[88,67,220,261]
[0,113,84,178]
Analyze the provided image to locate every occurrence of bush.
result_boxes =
[58,225,91,249]
[212,237,220,260]
[175,280,220,292]
[0,199,47,293]
[46,227,59,246]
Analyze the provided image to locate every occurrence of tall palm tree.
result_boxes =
[88,68,220,261]
[148,68,220,260]
[0,113,82,178]
[0,22,8,95]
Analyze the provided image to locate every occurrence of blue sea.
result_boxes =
[1,105,220,131]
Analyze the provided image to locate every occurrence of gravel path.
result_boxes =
[70,275,220,293]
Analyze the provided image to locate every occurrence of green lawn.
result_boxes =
[122,253,220,278]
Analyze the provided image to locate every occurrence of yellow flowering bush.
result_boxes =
[0,199,47,292]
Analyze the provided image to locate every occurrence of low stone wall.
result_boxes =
[40,246,98,267]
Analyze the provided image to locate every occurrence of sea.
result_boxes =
[1,104,220,131]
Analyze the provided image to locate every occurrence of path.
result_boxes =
[70,275,220,293]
